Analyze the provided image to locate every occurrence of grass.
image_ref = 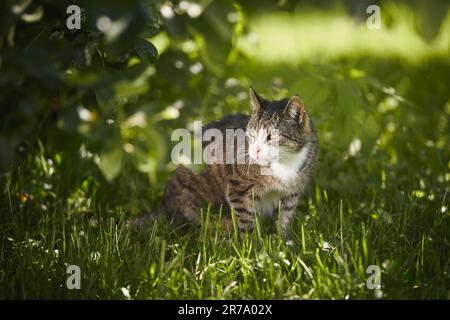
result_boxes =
[1,146,448,299]
[0,5,449,299]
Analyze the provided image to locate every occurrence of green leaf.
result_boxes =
[190,0,236,74]
[414,0,449,42]
[99,146,123,181]
[131,127,166,184]
[95,87,126,111]
[134,38,158,62]
[113,65,155,99]
[20,5,44,23]
[11,0,32,15]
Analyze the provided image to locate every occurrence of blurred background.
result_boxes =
[0,0,449,299]
[1,0,448,210]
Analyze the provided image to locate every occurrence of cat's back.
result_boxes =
[203,113,249,133]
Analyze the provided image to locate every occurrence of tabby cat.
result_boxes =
[161,88,318,233]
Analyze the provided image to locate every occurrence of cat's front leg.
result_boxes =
[227,184,256,232]
[276,192,300,234]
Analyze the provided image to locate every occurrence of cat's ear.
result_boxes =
[284,96,305,123]
[249,87,266,113]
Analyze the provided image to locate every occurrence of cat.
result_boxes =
[160,88,318,234]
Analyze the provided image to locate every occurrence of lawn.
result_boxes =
[0,1,449,299]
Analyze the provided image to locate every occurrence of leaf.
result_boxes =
[131,127,166,184]
[113,65,155,99]
[95,87,126,111]
[99,146,123,181]
[20,5,44,23]
[74,40,100,68]
[190,0,236,74]
[134,38,158,62]
[414,0,449,42]
[11,0,32,15]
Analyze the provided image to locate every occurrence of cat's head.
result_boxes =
[246,88,314,165]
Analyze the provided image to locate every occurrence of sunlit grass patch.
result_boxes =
[238,4,450,65]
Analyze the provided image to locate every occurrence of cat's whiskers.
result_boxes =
[162,89,317,234]
[235,148,251,178]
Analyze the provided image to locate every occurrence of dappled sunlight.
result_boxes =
[239,5,450,65]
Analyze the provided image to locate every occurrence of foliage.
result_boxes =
[0,0,240,186]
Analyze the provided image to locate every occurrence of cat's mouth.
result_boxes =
[248,145,280,165]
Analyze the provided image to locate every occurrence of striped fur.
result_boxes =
[162,89,318,233]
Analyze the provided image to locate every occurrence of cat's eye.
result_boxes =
[266,131,279,142]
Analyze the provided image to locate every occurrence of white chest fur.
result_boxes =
[254,191,282,218]
[269,145,309,184]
